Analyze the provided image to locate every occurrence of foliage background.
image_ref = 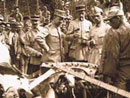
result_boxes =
[0,0,130,17]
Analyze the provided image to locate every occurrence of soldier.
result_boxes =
[5,22,11,33]
[22,15,49,74]
[42,6,51,26]
[9,22,23,69]
[17,17,32,74]
[9,6,23,23]
[0,22,8,44]
[42,9,66,63]
[66,4,92,62]
[65,14,73,31]
[100,8,130,98]
[7,18,17,46]
[44,11,51,26]
[23,16,32,32]
[88,9,111,66]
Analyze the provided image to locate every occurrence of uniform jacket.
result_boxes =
[0,31,7,44]
[100,23,130,78]
[9,31,21,55]
[42,24,64,63]
[23,26,49,65]
[67,19,92,61]
[88,22,110,65]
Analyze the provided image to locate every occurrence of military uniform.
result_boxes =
[22,26,49,74]
[41,9,67,63]
[42,24,64,62]
[25,27,48,63]
[0,23,7,44]
[22,15,50,74]
[67,18,92,61]
[9,6,23,23]
[88,22,110,66]
[100,7,130,98]
[41,9,67,97]
[101,23,130,89]
[8,22,23,68]
[65,4,92,62]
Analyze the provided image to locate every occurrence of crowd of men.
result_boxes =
[1,0,130,98]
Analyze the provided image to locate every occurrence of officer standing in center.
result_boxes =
[42,9,66,63]
[66,4,92,62]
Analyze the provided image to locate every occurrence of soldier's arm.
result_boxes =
[67,21,75,34]
[24,45,42,57]
[66,21,81,40]
[65,28,81,41]
[65,33,75,41]
[35,28,49,52]
[21,31,42,57]
[100,29,120,78]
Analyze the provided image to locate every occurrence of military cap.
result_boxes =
[14,6,19,9]
[10,22,22,28]
[8,17,16,23]
[31,15,40,21]
[0,22,6,28]
[105,7,124,20]
[93,6,103,15]
[76,4,86,12]
[6,22,11,27]
[54,9,66,18]
[23,16,30,20]
[66,15,73,20]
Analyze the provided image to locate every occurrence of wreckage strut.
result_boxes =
[51,62,130,98]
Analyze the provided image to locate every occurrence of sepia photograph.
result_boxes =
[0,0,130,98]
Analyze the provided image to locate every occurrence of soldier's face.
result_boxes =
[24,20,32,27]
[54,16,65,26]
[15,27,21,32]
[78,11,86,21]
[94,14,102,24]
[0,25,5,31]
[15,8,19,13]
[32,20,39,28]
[109,16,122,29]
[65,18,71,24]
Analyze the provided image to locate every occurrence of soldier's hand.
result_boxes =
[74,28,80,32]
[73,33,80,39]
[16,54,20,60]
[89,40,96,47]
[81,40,87,44]
[36,52,42,57]
[45,47,50,52]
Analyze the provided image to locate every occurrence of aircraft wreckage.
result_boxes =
[0,42,130,98]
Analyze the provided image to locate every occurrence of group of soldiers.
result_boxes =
[0,0,130,98]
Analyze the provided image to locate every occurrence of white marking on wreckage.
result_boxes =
[0,43,32,97]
